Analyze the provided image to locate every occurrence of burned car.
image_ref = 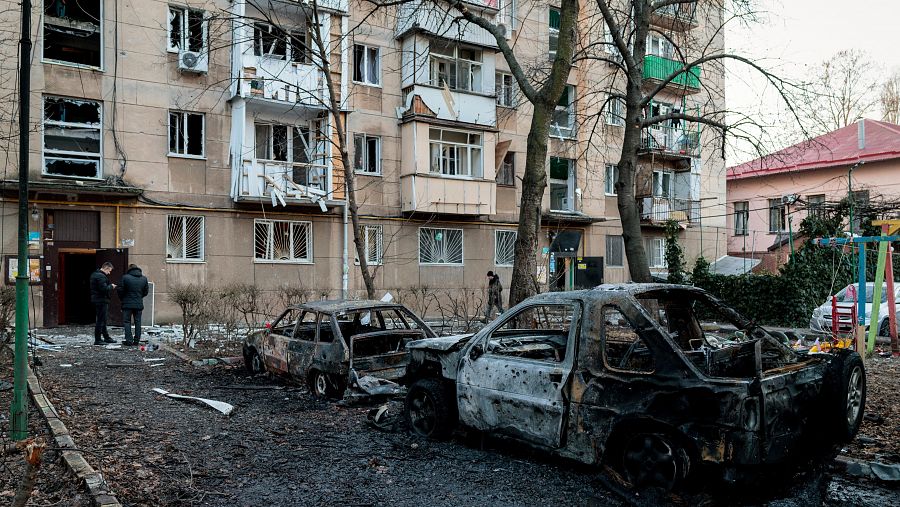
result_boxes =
[244,300,436,398]
[403,284,866,490]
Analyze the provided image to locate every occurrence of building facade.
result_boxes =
[0,0,726,325]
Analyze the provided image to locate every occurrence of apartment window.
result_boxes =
[550,157,575,212]
[645,238,665,268]
[42,96,102,179]
[354,134,381,174]
[429,128,483,177]
[734,201,749,236]
[429,42,483,93]
[254,23,287,59]
[605,164,618,195]
[353,44,380,85]
[497,151,515,186]
[168,111,205,157]
[606,96,625,126]
[496,72,515,107]
[807,194,826,219]
[551,85,575,137]
[603,23,622,60]
[254,219,312,263]
[646,34,674,59]
[768,199,786,233]
[548,7,560,60]
[255,122,327,191]
[43,0,101,68]
[419,227,463,265]
[652,170,673,198]
[359,225,383,265]
[606,235,624,267]
[495,230,517,267]
[166,215,205,261]
[168,6,207,54]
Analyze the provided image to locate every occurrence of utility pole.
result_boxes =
[9,0,32,440]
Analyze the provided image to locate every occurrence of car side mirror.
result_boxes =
[827,295,833,302]
[469,343,484,361]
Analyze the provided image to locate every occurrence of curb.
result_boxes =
[19,352,122,507]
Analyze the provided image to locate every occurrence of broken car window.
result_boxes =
[601,306,656,373]
[44,0,102,68]
[271,308,308,338]
[485,304,574,363]
[42,96,102,178]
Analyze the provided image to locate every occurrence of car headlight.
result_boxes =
[812,308,822,318]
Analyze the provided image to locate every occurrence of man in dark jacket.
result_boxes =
[484,271,504,322]
[117,264,149,345]
[89,262,116,345]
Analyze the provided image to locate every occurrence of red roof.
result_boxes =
[727,119,900,180]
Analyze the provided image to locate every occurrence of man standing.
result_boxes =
[117,264,149,346]
[90,262,116,345]
[484,271,504,322]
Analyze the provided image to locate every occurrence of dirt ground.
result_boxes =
[843,356,900,464]
[4,329,892,507]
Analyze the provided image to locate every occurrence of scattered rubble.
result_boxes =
[152,388,234,416]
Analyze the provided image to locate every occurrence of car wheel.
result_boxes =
[405,378,457,440]
[878,319,891,337]
[621,433,689,492]
[827,351,866,442]
[244,348,264,375]
[308,370,344,400]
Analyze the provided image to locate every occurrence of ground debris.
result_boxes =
[152,388,235,416]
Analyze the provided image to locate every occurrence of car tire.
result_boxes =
[826,351,866,443]
[620,432,690,492]
[244,347,264,375]
[308,370,345,400]
[405,378,457,440]
[878,319,892,337]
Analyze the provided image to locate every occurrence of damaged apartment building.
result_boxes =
[0,0,726,325]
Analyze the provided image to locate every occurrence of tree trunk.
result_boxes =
[509,103,553,307]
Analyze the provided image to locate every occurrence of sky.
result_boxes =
[725,0,900,165]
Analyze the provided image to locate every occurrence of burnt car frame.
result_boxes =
[403,284,866,489]
[243,300,436,398]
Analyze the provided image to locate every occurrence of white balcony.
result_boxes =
[238,55,327,109]
[235,159,330,207]
[401,173,496,215]
[397,1,499,48]
[403,84,497,128]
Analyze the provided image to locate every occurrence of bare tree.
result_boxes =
[881,70,900,124]
[796,49,879,135]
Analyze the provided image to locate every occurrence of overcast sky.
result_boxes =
[725,0,900,164]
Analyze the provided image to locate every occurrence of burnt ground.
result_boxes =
[9,330,900,507]
[843,356,900,465]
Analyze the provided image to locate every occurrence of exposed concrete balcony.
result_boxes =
[237,55,327,111]
[639,125,701,161]
[639,197,700,224]
[396,0,499,48]
[649,3,698,32]
[400,174,496,215]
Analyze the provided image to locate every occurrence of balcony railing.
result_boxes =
[238,56,327,108]
[639,197,700,223]
[640,125,700,158]
[643,55,701,91]
[235,160,328,205]
[650,3,698,31]
[396,0,498,47]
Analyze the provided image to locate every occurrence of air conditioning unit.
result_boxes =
[178,50,208,74]
[497,23,509,38]
[781,193,799,205]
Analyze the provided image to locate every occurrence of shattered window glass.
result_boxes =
[168,111,204,157]
[486,304,574,363]
[602,306,656,373]
[42,96,102,178]
[43,0,102,68]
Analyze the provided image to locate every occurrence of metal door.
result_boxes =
[95,248,128,326]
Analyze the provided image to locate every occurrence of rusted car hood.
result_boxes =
[406,334,473,352]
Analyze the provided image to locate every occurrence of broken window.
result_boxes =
[494,230,516,267]
[548,7,560,60]
[353,44,380,85]
[428,42,481,92]
[497,151,515,186]
[43,0,102,68]
[486,304,574,362]
[254,23,287,59]
[254,219,312,263]
[602,306,656,373]
[255,121,327,191]
[419,227,463,265]
[495,72,515,107]
[166,215,205,261]
[353,134,381,174]
[551,85,575,137]
[272,309,317,339]
[168,6,207,53]
[290,29,311,64]
[168,111,205,157]
[42,96,102,178]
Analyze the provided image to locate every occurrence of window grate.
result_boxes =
[254,219,312,262]
[419,227,463,265]
[495,230,516,266]
[167,215,204,261]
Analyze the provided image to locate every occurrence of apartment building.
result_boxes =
[0,0,726,325]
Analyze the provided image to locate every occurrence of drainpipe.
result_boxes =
[342,196,349,299]
[340,14,350,300]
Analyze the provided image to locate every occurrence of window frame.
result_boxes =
[548,7,560,60]
[604,164,618,196]
[482,302,577,364]
[167,6,208,54]
[352,43,381,86]
[166,215,206,262]
[167,110,206,159]
[601,304,657,374]
[605,96,625,127]
[549,157,575,212]
[645,237,666,268]
[733,201,749,236]
[494,229,517,267]
[419,227,464,266]
[605,235,624,267]
[42,95,103,180]
[495,71,515,107]
[551,85,575,138]
[768,198,786,233]
[42,0,104,70]
[253,219,314,264]
[497,151,515,186]
[652,170,674,198]
[807,194,826,219]
[358,224,384,265]
[428,42,483,93]
[428,128,483,178]
[353,133,382,175]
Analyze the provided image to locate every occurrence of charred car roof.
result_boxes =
[517,283,704,303]
[285,299,413,315]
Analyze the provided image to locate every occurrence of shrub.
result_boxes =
[168,284,214,345]
[0,286,14,343]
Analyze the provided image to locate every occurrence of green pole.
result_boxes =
[867,241,888,355]
[788,216,794,262]
[9,0,32,440]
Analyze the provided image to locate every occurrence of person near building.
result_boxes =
[89,262,116,345]
[484,271,504,321]
[117,264,149,346]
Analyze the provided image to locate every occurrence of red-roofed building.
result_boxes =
[726,119,900,271]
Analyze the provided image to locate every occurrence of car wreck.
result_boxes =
[243,300,436,399]
[403,284,866,490]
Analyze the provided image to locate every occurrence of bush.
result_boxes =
[394,286,436,319]
[275,283,314,309]
[169,284,214,345]
[434,288,486,334]
[0,286,14,343]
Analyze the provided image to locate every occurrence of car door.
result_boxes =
[286,311,320,379]
[260,308,304,374]
[457,301,580,448]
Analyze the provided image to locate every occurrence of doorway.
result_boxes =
[59,252,97,324]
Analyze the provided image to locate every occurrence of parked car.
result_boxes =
[403,284,866,490]
[243,300,436,398]
[809,283,900,335]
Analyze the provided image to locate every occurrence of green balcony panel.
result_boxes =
[643,55,701,90]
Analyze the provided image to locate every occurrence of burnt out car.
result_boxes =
[403,284,866,490]
[243,300,436,399]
